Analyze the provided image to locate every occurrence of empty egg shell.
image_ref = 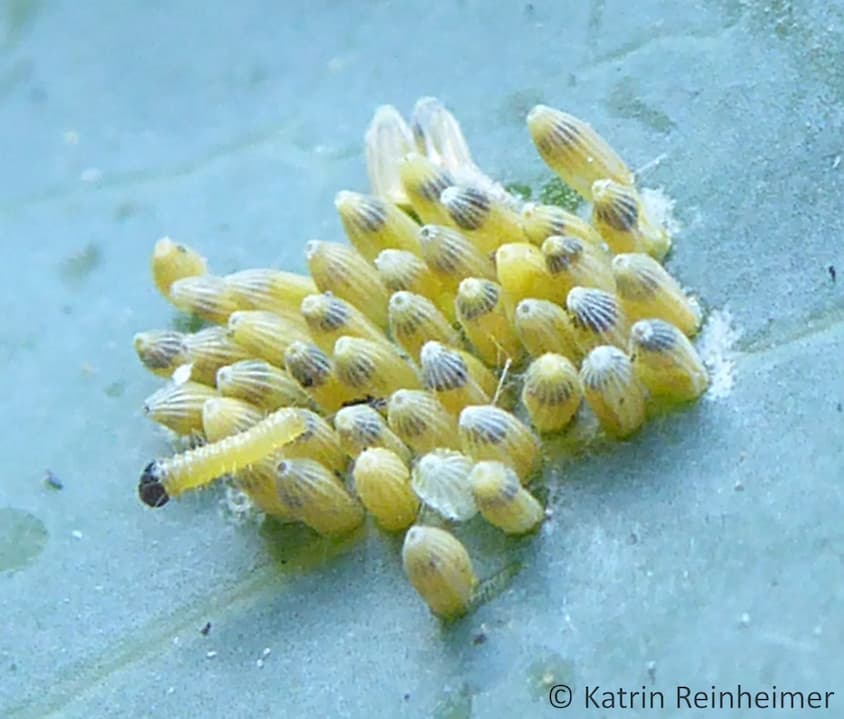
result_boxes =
[365,104,416,208]
[411,449,477,521]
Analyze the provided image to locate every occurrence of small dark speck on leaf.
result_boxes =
[200,622,211,636]
[59,243,102,284]
[43,470,63,490]
[837,402,842,413]
[472,630,487,645]
[403,693,411,701]
[105,380,125,398]
[829,265,836,282]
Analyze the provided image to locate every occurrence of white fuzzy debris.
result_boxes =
[696,308,742,401]
[218,481,265,526]
[640,186,682,236]
[71,530,83,540]
[80,167,102,183]
[739,612,751,627]
[206,650,218,659]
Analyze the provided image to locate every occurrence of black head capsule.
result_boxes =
[139,461,169,508]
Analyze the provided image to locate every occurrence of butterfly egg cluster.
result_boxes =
[133,97,709,620]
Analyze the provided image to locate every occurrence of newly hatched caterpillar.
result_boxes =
[520,202,604,248]
[180,326,252,386]
[138,407,307,507]
[333,336,422,399]
[280,409,347,474]
[387,389,459,454]
[284,340,361,412]
[201,397,264,443]
[398,153,454,225]
[224,268,318,316]
[143,381,218,436]
[133,330,188,378]
[352,448,419,531]
[521,353,583,433]
[469,461,545,535]
[513,299,579,362]
[151,237,207,298]
[526,104,634,200]
[227,310,311,366]
[334,403,412,462]
[402,525,477,619]
[455,278,522,367]
[440,185,524,254]
[169,275,241,324]
[388,291,460,360]
[611,254,701,336]
[365,104,416,208]
[591,180,671,260]
[458,405,541,483]
[579,345,646,438]
[305,240,390,329]
[419,341,497,415]
[566,287,630,355]
[301,292,389,354]
[335,190,421,261]
[216,359,313,411]
[374,248,455,321]
[411,449,477,521]
[542,235,616,296]
[418,225,496,292]
[629,319,708,402]
[274,458,364,536]
[496,243,563,305]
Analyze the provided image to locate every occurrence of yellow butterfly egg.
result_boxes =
[352,448,419,531]
[216,359,313,411]
[180,326,252,386]
[227,310,311,366]
[419,341,496,415]
[458,405,541,483]
[138,407,307,506]
[365,104,416,209]
[469,461,545,535]
[305,240,390,329]
[513,299,579,362]
[169,275,241,324]
[521,353,583,433]
[279,409,348,474]
[541,235,616,295]
[398,152,455,225]
[335,190,422,261]
[387,389,460,454]
[418,224,496,292]
[520,202,604,248]
[495,242,563,305]
[411,96,474,176]
[440,185,524,254]
[455,278,522,367]
[591,179,671,259]
[526,104,634,200]
[133,330,189,378]
[224,268,318,316]
[611,253,701,336]
[151,237,207,298]
[375,248,455,322]
[300,292,389,354]
[629,319,708,402]
[388,290,460,360]
[411,449,477,521]
[201,397,265,443]
[402,525,477,619]
[566,286,630,355]
[333,335,422,400]
[233,453,297,520]
[143,380,218,436]
[283,340,361,412]
[579,345,646,438]
[334,403,412,462]
[274,458,365,536]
